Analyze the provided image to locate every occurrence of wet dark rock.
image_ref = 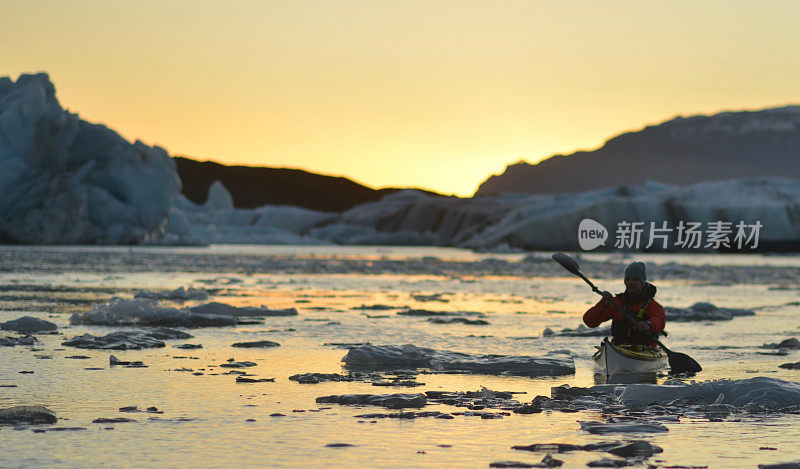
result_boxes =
[316,393,427,409]
[0,406,57,425]
[236,376,275,383]
[779,362,800,370]
[270,413,285,417]
[428,317,490,325]
[62,329,192,350]
[353,304,398,310]
[174,344,203,349]
[325,443,355,448]
[219,361,257,368]
[92,417,136,423]
[65,355,91,359]
[764,338,800,349]
[0,335,37,347]
[665,302,755,322]
[231,340,281,348]
[0,316,58,333]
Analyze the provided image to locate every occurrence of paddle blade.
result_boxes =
[667,351,702,375]
[552,253,581,276]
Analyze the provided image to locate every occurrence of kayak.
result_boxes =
[593,337,667,379]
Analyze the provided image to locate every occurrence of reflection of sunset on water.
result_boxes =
[2,246,800,466]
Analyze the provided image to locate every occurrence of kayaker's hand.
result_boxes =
[635,320,651,333]
[601,291,613,304]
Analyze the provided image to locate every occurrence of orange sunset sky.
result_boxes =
[3,1,799,196]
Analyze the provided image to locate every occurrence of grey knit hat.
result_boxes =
[624,262,647,283]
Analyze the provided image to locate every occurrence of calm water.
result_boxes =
[1,245,800,468]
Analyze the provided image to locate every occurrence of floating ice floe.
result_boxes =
[397,309,484,317]
[0,73,180,244]
[0,335,37,347]
[342,344,575,377]
[62,329,192,349]
[763,338,800,349]
[0,316,57,333]
[316,393,428,409]
[231,340,281,348]
[187,302,298,317]
[428,317,489,325]
[664,302,755,322]
[513,440,663,459]
[70,298,237,328]
[578,420,669,434]
[134,287,209,301]
[619,377,800,409]
[0,406,57,425]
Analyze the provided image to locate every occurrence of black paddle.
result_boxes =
[552,252,702,375]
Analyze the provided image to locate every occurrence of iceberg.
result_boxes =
[619,377,800,409]
[0,73,180,244]
[342,344,575,377]
[70,298,237,328]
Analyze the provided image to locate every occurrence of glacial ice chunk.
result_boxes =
[342,344,575,377]
[70,298,237,328]
[619,377,800,409]
[62,329,192,349]
[0,73,180,244]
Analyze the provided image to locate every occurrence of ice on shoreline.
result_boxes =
[342,344,575,377]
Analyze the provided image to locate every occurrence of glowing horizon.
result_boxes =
[3,1,799,196]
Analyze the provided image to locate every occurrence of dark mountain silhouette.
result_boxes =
[174,157,443,212]
[476,106,800,196]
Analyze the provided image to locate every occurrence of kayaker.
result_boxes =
[583,261,665,347]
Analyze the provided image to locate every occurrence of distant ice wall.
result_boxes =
[0,73,180,244]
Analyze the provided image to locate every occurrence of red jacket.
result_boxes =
[583,291,665,347]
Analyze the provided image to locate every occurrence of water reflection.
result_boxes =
[593,371,658,385]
